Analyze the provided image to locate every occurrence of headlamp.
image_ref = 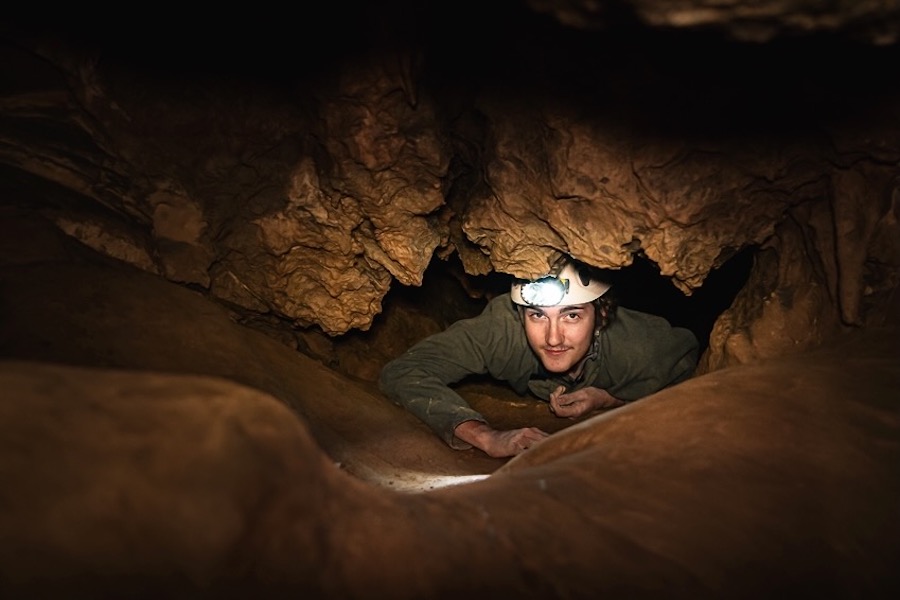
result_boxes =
[511,259,610,306]
[519,276,569,306]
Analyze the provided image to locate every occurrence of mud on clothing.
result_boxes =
[378,293,700,450]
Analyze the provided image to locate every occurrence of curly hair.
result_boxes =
[594,295,617,332]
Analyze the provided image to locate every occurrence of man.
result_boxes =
[379,257,699,458]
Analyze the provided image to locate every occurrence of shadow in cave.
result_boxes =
[602,249,755,356]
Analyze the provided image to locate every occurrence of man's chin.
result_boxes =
[540,356,573,374]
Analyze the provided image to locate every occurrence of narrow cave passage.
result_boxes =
[376,249,755,362]
[327,248,759,482]
[603,249,756,356]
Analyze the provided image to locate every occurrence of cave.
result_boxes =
[1,1,899,598]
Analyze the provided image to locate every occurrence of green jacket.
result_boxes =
[379,293,699,449]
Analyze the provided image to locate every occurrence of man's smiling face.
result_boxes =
[522,302,596,374]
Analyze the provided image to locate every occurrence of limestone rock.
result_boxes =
[1,0,899,359]
[1,240,898,598]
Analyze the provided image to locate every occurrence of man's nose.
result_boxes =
[546,320,563,346]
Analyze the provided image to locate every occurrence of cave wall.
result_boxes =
[1,0,899,370]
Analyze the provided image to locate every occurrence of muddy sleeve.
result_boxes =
[378,296,528,449]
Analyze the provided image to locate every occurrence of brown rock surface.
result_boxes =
[3,3,898,352]
[528,0,900,44]
[1,210,899,598]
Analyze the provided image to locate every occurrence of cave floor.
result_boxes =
[318,377,610,492]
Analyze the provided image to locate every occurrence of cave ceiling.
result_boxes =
[1,0,899,368]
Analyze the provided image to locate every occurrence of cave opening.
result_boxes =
[601,249,756,356]
[372,247,755,367]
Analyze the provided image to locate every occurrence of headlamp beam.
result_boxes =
[520,276,569,307]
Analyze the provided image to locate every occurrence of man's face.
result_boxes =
[522,302,596,374]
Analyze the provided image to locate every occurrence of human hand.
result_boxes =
[454,420,549,458]
[549,385,625,419]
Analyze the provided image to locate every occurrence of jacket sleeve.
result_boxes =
[378,294,533,449]
[597,308,700,402]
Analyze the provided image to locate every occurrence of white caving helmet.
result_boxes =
[510,259,611,307]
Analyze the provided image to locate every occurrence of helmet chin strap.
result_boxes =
[586,304,605,360]
[587,329,601,359]
[560,320,603,382]
[567,343,596,382]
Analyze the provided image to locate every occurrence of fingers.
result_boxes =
[550,393,578,417]
[553,396,594,419]
[550,385,568,402]
[549,385,569,414]
[550,387,623,417]
[596,398,624,409]
[525,427,549,440]
[511,428,549,453]
[516,431,548,446]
